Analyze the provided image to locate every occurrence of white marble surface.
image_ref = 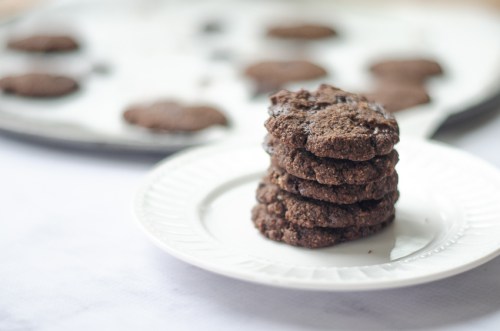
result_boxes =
[0,109,500,331]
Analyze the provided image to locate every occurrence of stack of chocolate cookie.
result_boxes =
[252,84,400,248]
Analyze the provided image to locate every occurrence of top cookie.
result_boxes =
[370,58,443,84]
[267,24,337,40]
[265,84,399,161]
[7,35,79,53]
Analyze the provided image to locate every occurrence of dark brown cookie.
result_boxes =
[123,101,228,132]
[268,165,398,204]
[370,58,443,83]
[244,60,327,95]
[266,135,398,185]
[363,84,431,112]
[267,24,337,40]
[0,73,79,97]
[252,203,394,248]
[256,180,398,228]
[7,35,79,53]
[265,84,399,161]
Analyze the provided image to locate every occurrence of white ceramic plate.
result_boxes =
[1,0,500,152]
[134,138,500,291]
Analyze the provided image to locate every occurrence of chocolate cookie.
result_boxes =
[370,58,443,83]
[266,135,398,185]
[267,24,337,40]
[252,203,394,248]
[363,84,431,112]
[265,84,399,161]
[7,35,79,53]
[123,101,228,132]
[256,180,398,228]
[268,165,398,204]
[244,60,327,95]
[0,73,79,97]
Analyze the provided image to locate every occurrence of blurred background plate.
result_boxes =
[0,0,499,153]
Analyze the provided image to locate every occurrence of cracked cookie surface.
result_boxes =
[265,84,399,161]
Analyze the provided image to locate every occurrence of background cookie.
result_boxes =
[7,34,80,53]
[266,135,399,185]
[252,203,394,249]
[267,23,337,40]
[0,73,79,98]
[268,165,399,204]
[256,180,398,228]
[123,101,228,132]
[370,58,443,83]
[244,60,327,95]
[363,84,431,112]
[265,84,399,161]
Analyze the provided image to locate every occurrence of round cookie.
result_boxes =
[267,24,337,40]
[252,203,394,249]
[265,84,399,161]
[7,35,79,53]
[244,60,327,95]
[123,101,228,132]
[363,84,430,112]
[369,58,443,83]
[0,73,79,98]
[268,165,399,204]
[266,135,399,185]
[256,180,398,228]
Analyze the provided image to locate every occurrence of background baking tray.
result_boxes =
[0,0,499,153]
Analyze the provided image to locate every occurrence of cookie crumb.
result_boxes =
[202,21,223,34]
